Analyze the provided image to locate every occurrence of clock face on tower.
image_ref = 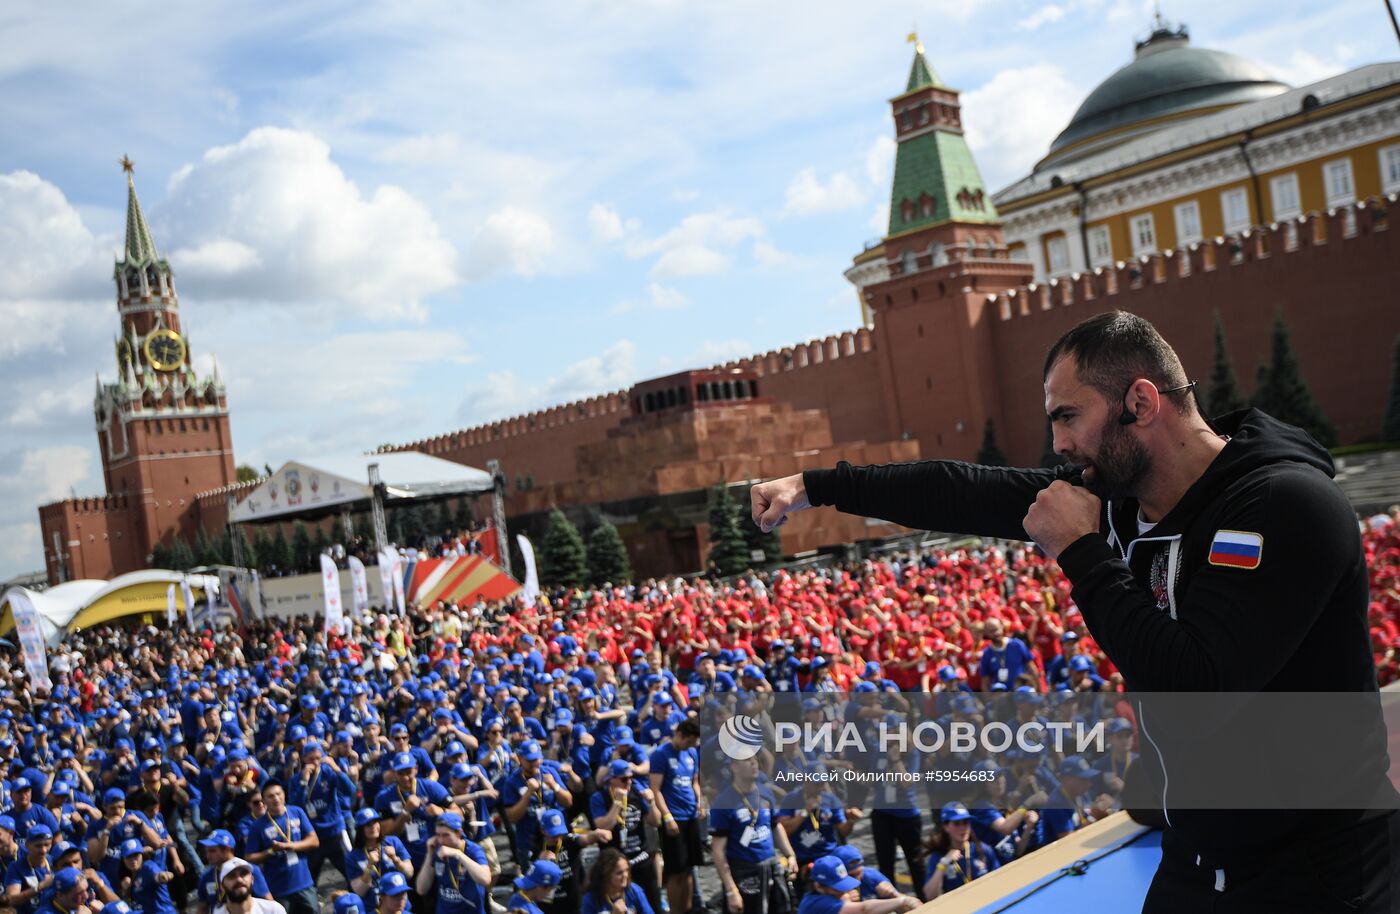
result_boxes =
[116,338,133,368]
[144,328,186,372]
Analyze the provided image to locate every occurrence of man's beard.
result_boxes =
[226,884,251,903]
[1082,416,1152,501]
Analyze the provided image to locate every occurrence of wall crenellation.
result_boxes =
[990,195,1396,322]
[388,390,632,454]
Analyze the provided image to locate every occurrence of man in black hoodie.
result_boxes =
[750,311,1398,912]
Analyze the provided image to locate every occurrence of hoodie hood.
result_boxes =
[1117,408,1334,537]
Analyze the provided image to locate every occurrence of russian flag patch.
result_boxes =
[1208,530,1264,569]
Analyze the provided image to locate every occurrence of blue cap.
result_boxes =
[26,824,53,843]
[518,741,543,762]
[333,894,367,914]
[288,725,308,740]
[832,845,864,869]
[741,665,764,680]
[1061,630,1079,642]
[541,808,568,838]
[863,661,881,677]
[552,709,574,727]
[1058,755,1097,780]
[513,859,562,890]
[199,830,235,849]
[106,904,133,914]
[1108,718,1134,735]
[937,665,958,682]
[653,692,673,706]
[389,723,409,737]
[1069,655,1094,672]
[119,837,144,857]
[854,681,878,694]
[103,787,126,806]
[437,811,465,834]
[0,816,14,833]
[607,759,633,780]
[940,802,972,822]
[445,740,466,756]
[379,871,411,897]
[140,759,161,772]
[354,808,381,828]
[809,856,860,893]
[392,752,417,772]
[450,763,474,781]
[53,868,84,893]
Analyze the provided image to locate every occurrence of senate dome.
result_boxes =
[1038,17,1289,170]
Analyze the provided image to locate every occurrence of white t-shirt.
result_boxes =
[215,900,288,914]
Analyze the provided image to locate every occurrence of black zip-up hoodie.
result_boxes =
[804,409,1395,863]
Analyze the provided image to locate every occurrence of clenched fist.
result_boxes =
[751,474,810,533]
[1023,481,1101,560]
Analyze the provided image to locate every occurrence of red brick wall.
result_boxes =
[38,497,140,582]
[989,203,1400,465]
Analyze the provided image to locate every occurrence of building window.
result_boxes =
[1130,213,1156,256]
[1270,173,1301,221]
[1221,187,1250,234]
[1381,145,1400,195]
[1087,226,1112,267]
[1173,200,1202,246]
[1323,158,1355,207]
[1007,243,1029,262]
[1045,235,1070,274]
[901,250,916,274]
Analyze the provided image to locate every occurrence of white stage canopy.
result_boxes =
[231,453,494,524]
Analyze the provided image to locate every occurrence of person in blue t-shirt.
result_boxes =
[978,620,1036,689]
[117,838,178,914]
[377,869,414,914]
[1034,756,1113,850]
[4,825,56,914]
[500,742,572,867]
[831,846,906,903]
[709,755,797,914]
[373,754,450,869]
[579,847,655,914]
[243,781,319,914]
[923,803,999,901]
[346,808,413,913]
[415,812,491,914]
[286,740,356,881]
[797,856,920,914]
[506,858,561,914]
[777,777,850,889]
[647,719,703,914]
[194,830,272,914]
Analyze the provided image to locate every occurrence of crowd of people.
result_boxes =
[0,507,1394,914]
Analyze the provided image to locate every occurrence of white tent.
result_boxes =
[1,570,219,647]
[230,453,494,524]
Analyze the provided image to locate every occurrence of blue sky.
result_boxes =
[0,0,1392,578]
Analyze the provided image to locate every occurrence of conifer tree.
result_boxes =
[707,484,750,577]
[976,418,1007,466]
[586,521,633,585]
[291,522,314,573]
[1252,310,1337,447]
[741,485,783,566]
[1383,336,1400,443]
[168,535,195,571]
[1206,311,1247,417]
[268,526,294,574]
[540,508,589,587]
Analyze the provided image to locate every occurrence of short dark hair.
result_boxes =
[676,718,702,739]
[1043,311,1192,414]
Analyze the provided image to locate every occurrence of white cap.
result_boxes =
[219,857,253,882]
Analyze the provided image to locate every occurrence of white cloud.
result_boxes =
[647,283,688,310]
[671,189,700,203]
[962,65,1081,191]
[0,445,94,573]
[588,203,627,242]
[1018,4,1066,29]
[456,340,637,426]
[161,127,457,320]
[869,201,891,236]
[1270,49,1353,86]
[627,210,767,278]
[864,135,897,188]
[753,240,799,268]
[8,387,90,429]
[782,167,867,216]
[465,205,556,278]
[693,338,755,365]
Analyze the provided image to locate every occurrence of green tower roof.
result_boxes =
[906,45,942,92]
[120,158,160,267]
[887,129,998,236]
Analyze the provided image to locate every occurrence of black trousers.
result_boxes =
[1145,811,1400,913]
[871,811,925,901]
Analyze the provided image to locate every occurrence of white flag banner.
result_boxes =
[10,591,51,692]
[250,570,266,620]
[166,583,178,629]
[180,577,196,630]
[376,549,396,615]
[390,550,406,616]
[517,534,540,607]
[347,556,370,621]
[320,553,344,635]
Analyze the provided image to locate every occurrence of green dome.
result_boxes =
[1043,25,1288,166]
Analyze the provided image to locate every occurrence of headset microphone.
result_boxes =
[1118,409,1138,426]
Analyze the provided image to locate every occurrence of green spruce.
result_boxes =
[1252,310,1337,447]
[1205,311,1247,417]
[540,508,589,588]
[707,484,751,577]
[586,521,633,585]
[977,418,1007,466]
